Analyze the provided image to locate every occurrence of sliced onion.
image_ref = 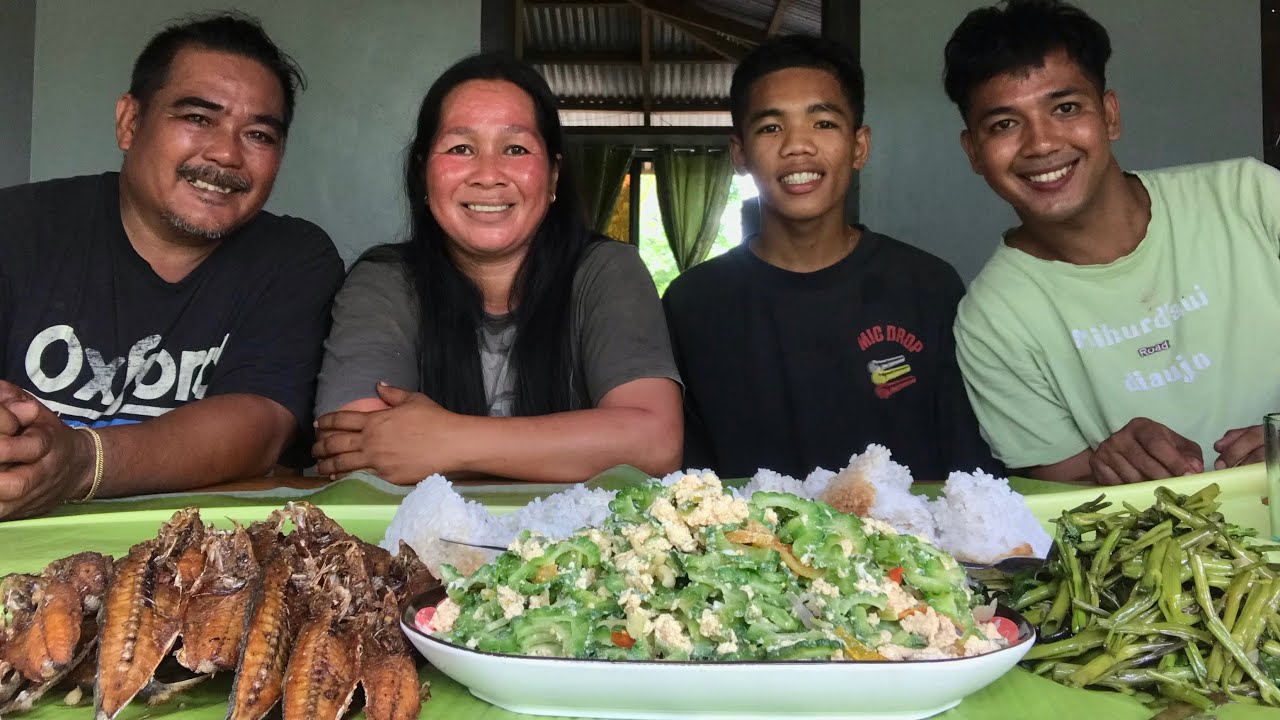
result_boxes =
[789,594,816,630]
[972,598,998,623]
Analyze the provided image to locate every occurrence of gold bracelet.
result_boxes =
[73,426,104,503]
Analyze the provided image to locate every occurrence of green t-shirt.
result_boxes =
[955,158,1280,470]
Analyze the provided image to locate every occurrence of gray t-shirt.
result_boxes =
[315,241,680,416]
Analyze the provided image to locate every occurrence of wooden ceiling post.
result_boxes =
[766,0,795,38]
[822,0,860,223]
[515,0,526,59]
[641,8,653,126]
[481,0,517,53]
[623,0,758,60]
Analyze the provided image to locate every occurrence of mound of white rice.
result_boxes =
[492,484,617,541]
[381,475,617,578]
[381,452,1050,577]
[820,445,937,544]
[381,475,496,578]
[731,466,836,501]
[931,470,1052,564]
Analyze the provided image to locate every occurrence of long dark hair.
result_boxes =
[391,53,597,417]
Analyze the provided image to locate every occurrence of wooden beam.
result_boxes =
[765,0,795,38]
[821,0,858,59]
[656,18,750,61]
[624,0,765,47]
[567,127,732,144]
[481,0,517,53]
[525,0,629,6]
[558,100,729,112]
[569,126,729,135]
[526,50,723,64]
[641,8,652,124]
[1265,0,1280,169]
[514,0,525,59]
[822,0,859,223]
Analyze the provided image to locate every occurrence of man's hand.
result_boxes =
[0,381,94,519]
[313,383,463,485]
[1090,417,1203,485]
[1213,425,1264,470]
[0,382,40,437]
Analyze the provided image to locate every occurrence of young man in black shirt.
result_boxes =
[0,14,343,518]
[664,35,998,481]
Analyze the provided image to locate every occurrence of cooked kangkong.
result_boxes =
[0,552,112,715]
[0,502,436,720]
[426,473,1011,662]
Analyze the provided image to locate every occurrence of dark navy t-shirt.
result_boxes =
[0,173,343,444]
[663,227,1000,481]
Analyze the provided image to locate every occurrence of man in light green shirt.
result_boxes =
[942,0,1280,485]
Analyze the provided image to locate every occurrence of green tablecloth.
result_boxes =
[2,466,1276,720]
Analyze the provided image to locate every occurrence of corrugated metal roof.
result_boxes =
[560,109,647,127]
[650,63,734,103]
[650,18,716,55]
[523,5,639,54]
[650,111,732,127]
[536,63,645,102]
[697,0,822,36]
[524,0,825,123]
[537,62,732,106]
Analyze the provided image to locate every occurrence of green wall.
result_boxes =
[859,0,1262,282]
[28,0,482,262]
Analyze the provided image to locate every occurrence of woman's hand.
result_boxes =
[312,382,466,484]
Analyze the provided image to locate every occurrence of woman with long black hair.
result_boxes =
[311,53,682,484]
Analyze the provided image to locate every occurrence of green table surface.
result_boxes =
[1,464,1276,720]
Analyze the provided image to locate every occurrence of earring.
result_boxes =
[550,193,557,203]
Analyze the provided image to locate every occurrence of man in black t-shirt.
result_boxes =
[0,14,343,518]
[664,35,998,481]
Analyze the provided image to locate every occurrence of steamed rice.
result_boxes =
[383,447,1051,576]
[932,470,1051,564]
[381,475,617,577]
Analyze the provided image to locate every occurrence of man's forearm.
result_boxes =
[1021,448,1095,484]
[84,394,295,498]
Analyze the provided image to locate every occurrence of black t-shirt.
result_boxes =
[663,228,1001,481]
[0,173,344,449]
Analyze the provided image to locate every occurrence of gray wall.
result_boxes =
[0,1,36,187]
[860,0,1263,282]
[28,0,481,262]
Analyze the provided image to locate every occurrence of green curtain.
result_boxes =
[653,145,734,271]
[570,143,635,234]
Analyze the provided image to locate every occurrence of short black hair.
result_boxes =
[129,12,305,133]
[943,0,1111,122]
[730,35,865,135]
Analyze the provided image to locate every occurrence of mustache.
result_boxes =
[176,164,250,193]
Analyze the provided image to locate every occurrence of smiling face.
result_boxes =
[425,79,559,265]
[960,49,1121,228]
[730,66,869,225]
[116,46,286,244]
